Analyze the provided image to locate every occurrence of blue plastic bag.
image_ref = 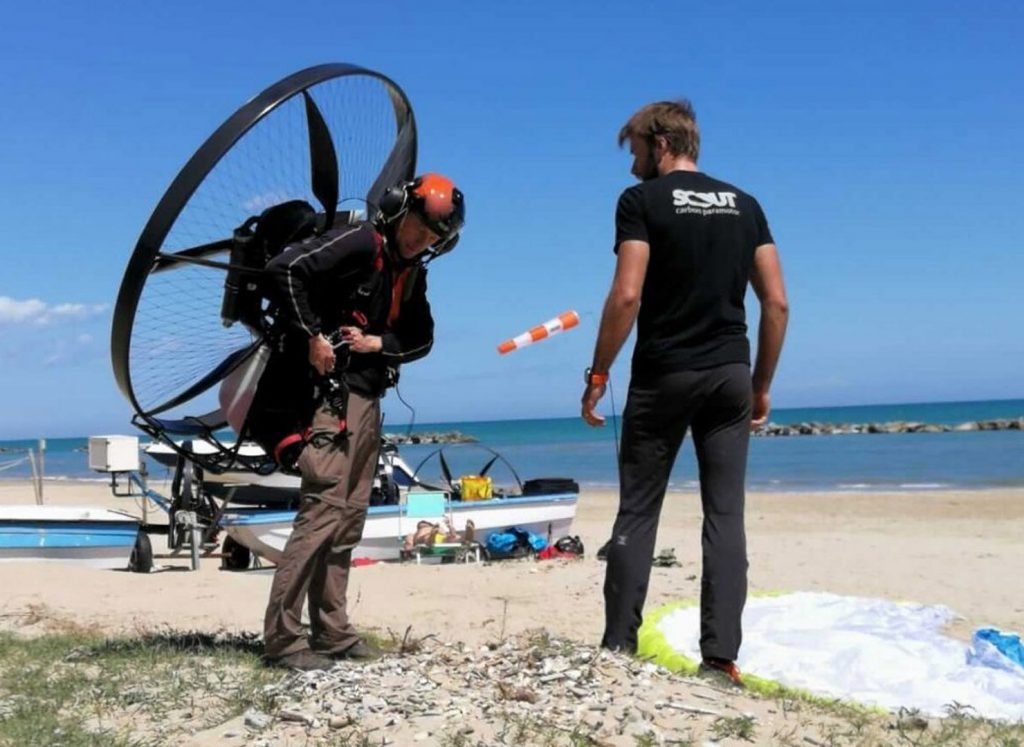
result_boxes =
[486,531,519,555]
[518,528,547,551]
[970,628,1024,672]
[485,527,548,556]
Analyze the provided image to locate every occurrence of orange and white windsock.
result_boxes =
[498,310,580,354]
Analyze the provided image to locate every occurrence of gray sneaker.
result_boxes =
[266,650,334,671]
[335,640,382,661]
[312,639,383,661]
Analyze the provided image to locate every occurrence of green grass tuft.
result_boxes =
[0,629,282,746]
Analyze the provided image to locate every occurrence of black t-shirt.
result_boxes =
[615,170,773,376]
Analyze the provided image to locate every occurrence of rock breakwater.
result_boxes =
[754,418,1024,437]
[383,432,478,445]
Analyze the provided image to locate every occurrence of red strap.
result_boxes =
[273,428,311,464]
[388,268,411,327]
[373,231,384,271]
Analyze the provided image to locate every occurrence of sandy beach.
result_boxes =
[2,480,1021,644]
[1,480,1022,745]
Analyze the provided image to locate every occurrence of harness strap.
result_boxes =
[273,427,311,465]
[342,229,421,331]
[388,268,412,327]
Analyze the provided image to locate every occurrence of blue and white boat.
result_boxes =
[0,506,142,570]
[220,490,579,564]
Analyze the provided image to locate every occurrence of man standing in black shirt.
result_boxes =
[581,101,788,685]
[258,173,465,671]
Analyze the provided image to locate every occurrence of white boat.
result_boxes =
[140,438,579,565]
[0,506,141,570]
[220,490,579,564]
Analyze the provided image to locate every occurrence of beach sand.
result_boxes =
[1,480,1021,744]
[2,480,1020,643]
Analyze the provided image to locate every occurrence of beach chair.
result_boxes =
[399,491,481,564]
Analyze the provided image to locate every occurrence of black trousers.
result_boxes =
[602,363,752,660]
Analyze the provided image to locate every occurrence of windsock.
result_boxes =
[498,310,580,354]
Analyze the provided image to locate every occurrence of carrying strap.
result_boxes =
[388,266,415,327]
[353,233,421,330]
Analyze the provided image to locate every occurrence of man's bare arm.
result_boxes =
[582,240,649,426]
[591,241,649,371]
[749,242,789,426]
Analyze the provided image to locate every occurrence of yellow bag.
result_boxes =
[460,475,493,501]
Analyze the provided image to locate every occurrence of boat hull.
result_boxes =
[0,507,140,570]
[221,492,579,564]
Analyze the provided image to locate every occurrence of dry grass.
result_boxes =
[0,623,1021,747]
[0,628,281,746]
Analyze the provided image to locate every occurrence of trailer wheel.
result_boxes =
[221,536,252,571]
[129,531,154,573]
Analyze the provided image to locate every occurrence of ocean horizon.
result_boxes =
[1,398,1022,492]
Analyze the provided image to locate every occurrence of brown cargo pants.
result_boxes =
[263,390,380,659]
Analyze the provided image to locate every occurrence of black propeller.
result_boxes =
[478,454,500,477]
[302,90,339,233]
[149,89,340,272]
[146,341,262,417]
[438,449,454,488]
[411,445,523,495]
[367,116,417,214]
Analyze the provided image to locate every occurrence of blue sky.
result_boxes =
[0,0,1022,438]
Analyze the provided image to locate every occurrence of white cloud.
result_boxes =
[0,297,46,323]
[43,333,101,367]
[0,296,108,326]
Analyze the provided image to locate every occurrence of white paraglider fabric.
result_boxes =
[655,592,1024,720]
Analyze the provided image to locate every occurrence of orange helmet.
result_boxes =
[407,173,465,241]
[378,173,465,256]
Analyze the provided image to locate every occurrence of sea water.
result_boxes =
[1,399,1022,491]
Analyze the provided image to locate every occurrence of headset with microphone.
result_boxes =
[376,173,465,261]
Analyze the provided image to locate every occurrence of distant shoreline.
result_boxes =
[3,415,1024,449]
[3,401,1023,491]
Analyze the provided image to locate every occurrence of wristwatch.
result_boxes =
[584,367,609,386]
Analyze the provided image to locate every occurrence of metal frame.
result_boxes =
[110,63,417,474]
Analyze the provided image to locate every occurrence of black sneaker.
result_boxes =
[265,650,334,671]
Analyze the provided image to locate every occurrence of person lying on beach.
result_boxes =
[402,519,461,552]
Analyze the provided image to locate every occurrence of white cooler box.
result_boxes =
[88,435,140,473]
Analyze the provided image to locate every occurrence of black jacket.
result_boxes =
[264,222,434,397]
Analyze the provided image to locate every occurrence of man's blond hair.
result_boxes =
[618,100,700,161]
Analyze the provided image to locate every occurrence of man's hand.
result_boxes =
[751,389,771,429]
[581,383,607,427]
[339,326,382,354]
[308,334,335,376]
